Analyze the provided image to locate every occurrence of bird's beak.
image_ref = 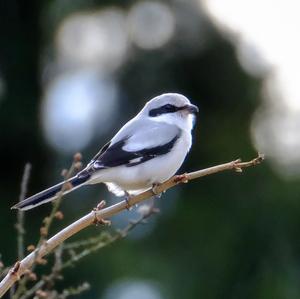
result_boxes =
[185,104,199,114]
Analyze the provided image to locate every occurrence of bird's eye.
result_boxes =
[164,104,175,111]
[148,104,177,117]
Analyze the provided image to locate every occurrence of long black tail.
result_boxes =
[11,175,90,211]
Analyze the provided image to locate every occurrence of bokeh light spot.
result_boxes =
[56,8,128,71]
[128,1,175,50]
[201,0,300,178]
[41,70,118,153]
[103,279,164,299]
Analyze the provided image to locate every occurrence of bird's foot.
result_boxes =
[92,200,111,226]
[151,183,162,199]
[124,191,133,210]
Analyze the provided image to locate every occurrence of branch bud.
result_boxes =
[40,227,48,237]
[27,245,36,252]
[73,152,82,162]
[54,211,64,220]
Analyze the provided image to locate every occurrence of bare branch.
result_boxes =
[0,154,264,298]
[10,164,31,299]
[18,204,158,299]
[16,163,31,260]
[11,157,81,299]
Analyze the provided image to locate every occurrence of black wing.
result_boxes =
[89,134,180,171]
[91,141,111,162]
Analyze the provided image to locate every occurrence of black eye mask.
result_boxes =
[149,104,186,117]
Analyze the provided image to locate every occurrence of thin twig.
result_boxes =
[57,282,90,299]
[62,234,110,250]
[0,154,264,298]
[39,161,77,243]
[19,205,157,299]
[18,280,44,299]
[10,164,31,299]
[12,159,79,299]
[62,203,158,270]
[16,164,31,261]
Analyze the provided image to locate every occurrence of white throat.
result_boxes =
[150,113,195,132]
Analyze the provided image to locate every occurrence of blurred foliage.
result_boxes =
[1,1,300,299]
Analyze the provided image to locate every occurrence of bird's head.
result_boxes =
[140,93,199,131]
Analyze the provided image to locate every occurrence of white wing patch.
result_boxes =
[128,157,143,164]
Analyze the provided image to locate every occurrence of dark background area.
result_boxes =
[1,1,300,299]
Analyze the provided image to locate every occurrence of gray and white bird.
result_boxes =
[12,93,198,210]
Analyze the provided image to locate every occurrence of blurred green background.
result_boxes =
[1,0,300,298]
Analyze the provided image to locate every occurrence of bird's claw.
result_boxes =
[124,192,132,210]
[151,183,162,198]
[92,200,111,226]
[96,200,106,210]
[93,217,111,226]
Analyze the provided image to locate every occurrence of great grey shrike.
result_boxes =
[12,93,198,210]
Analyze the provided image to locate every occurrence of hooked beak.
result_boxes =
[185,104,199,115]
